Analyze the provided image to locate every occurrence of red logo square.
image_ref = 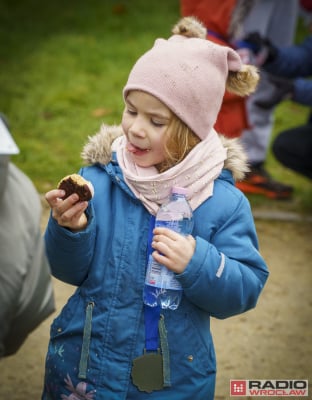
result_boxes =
[230,380,247,396]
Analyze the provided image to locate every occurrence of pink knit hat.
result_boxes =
[123,18,245,141]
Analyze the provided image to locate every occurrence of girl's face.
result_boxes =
[121,90,172,169]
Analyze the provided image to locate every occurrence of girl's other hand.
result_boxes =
[45,189,88,231]
[151,227,196,274]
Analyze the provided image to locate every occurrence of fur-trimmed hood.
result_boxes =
[81,124,249,181]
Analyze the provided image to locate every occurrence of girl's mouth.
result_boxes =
[126,142,150,156]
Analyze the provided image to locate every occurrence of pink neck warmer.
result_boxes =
[114,129,226,215]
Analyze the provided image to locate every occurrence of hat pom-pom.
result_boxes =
[226,65,259,96]
[172,17,207,39]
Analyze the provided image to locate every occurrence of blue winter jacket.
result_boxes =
[42,127,268,399]
[264,35,312,107]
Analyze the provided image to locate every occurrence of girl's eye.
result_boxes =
[127,108,137,116]
[151,120,165,127]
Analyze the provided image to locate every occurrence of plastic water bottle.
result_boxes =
[143,186,193,310]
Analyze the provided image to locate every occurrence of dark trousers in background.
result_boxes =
[272,123,312,180]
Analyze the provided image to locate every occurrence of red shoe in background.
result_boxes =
[236,164,293,200]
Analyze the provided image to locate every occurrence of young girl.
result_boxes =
[42,17,268,400]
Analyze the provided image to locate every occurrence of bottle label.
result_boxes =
[145,255,182,290]
[155,218,183,233]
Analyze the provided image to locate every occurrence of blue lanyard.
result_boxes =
[144,215,161,352]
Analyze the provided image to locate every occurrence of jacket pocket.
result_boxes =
[50,291,83,339]
[49,293,96,380]
[165,307,215,380]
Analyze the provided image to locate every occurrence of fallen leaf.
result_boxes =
[91,108,113,117]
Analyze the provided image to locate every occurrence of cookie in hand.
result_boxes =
[57,174,94,201]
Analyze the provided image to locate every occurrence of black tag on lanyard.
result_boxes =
[132,349,164,393]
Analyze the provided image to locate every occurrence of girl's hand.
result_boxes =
[151,227,196,274]
[45,189,88,231]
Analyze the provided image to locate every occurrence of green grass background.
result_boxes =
[1,0,311,213]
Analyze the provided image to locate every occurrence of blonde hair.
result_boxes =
[156,115,201,172]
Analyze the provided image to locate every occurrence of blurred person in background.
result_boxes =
[0,114,55,358]
[242,13,312,180]
[180,0,299,198]
[236,0,299,199]
[180,0,256,139]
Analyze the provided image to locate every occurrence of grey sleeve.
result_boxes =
[0,163,55,357]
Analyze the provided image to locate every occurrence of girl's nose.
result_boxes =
[129,117,146,138]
